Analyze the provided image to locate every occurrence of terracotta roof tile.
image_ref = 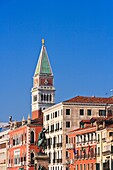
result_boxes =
[68,125,96,133]
[64,96,113,104]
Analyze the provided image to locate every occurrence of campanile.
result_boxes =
[31,39,55,119]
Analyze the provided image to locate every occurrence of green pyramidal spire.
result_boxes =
[34,39,53,76]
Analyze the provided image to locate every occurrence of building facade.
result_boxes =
[31,39,55,120]
[0,128,9,170]
[43,96,113,170]
[66,119,97,170]
[96,118,113,170]
[7,117,42,170]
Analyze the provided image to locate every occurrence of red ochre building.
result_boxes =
[66,119,97,170]
[7,116,43,170]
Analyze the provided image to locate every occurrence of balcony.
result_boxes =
[102,150,111,156]
[0,159,6,164]
[76,140,96,147]
[102,145,113,156]
[66,143,74,149]
[106,136,113,143]
[74,154,96,160]
[102,137,106,142]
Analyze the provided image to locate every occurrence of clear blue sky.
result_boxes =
[0,0,113,121]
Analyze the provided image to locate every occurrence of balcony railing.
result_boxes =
[102,145,113,156]
[76,140,96,146]
[106,136,113,143]
[74,154,96,160]
[102,138,106,142]
[66,143,74,149]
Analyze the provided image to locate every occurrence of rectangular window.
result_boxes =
[76,136,79,143]
[80,164,82,170]
[57,123,59,130]
[55,111,57,117]
[76,150,79,158]
[66,121,70,128]
[84,164,86,170]
[99,110,106,116]
[80,109,84,115]
[66,109,70,115]
[74,137,76,143]
[87,109,91,116]
[108,109,112,116]
[61,109,63,115]
[98,147,100,155]
[0,143,6,149]
[98,134,100,142]
[91,163,93,170]
[24,155,26,162]
[109,132,113,136]
[80,150,82,159]
[46,114,49,121]
[66,135,68,144]
[33,95,37,102]
[84,135,86,143]
[66,151,68,157]
[71,137,73,143]
[91,133,93,141]
[88,164,90,170]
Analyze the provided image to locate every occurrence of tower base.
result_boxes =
[34,154,49,170]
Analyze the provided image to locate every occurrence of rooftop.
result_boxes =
[64,96,113,104]
[34,42,53,76]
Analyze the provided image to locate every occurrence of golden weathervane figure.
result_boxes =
[42,38,45,45]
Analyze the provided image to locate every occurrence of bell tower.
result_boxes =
[31,39,55,119]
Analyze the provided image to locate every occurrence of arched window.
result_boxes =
[30,131,34,144]
[47,94,49,101]
[49,152,51,163]
[91,148,94,157]
[13,139,15,146]
[16,138,19,145]
[50,94,52,102]
[44,94,46,101]
[41,94,43,101]
[30,152,34,165]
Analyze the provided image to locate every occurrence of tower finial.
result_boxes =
[42,38,45,45]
